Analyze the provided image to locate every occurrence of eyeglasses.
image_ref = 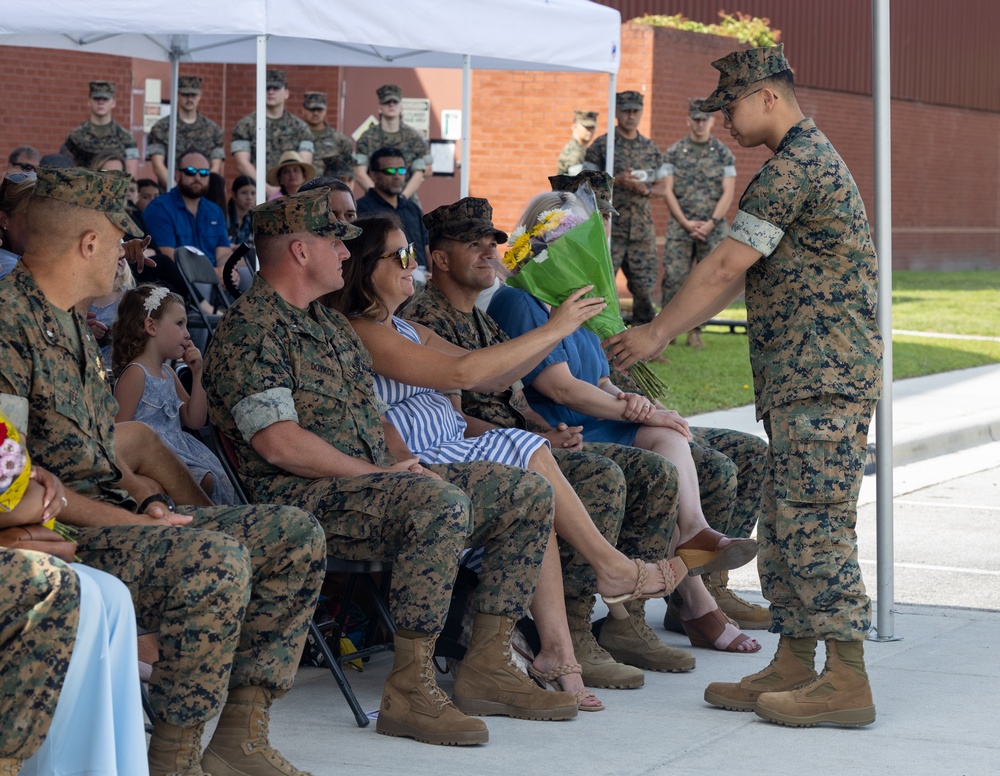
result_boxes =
[376,166,407,176]
[720,88,764,122]
[377,242,416,269]
[180,167,211,177]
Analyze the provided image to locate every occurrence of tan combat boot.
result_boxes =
[201,686,314,775]
[0,758,22,776]
[376,632,488,745]
[755,640,876,727]
[147,719,207,776]
[453,612,578,720]
[598,599,695,673]
[704,635,818,712]
[705,570,771,630]
[566,596,644,688]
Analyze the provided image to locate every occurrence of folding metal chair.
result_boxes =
[173,246,233,342]
[208,425,395,728]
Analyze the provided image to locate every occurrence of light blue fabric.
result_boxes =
[20,565,148,776]
[0,247,19,279]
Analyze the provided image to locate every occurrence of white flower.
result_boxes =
[143,286,171,315]
[532,249,549,264]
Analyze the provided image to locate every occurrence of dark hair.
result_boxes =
[231,174,256,194]
[206,172,227,212]
[326,213,405,319]
[428,233,458,254]
[759,69,796,97]
[7,146,39,164]
[136,178,162,193]
[38,153,73,168]
[299,176,353,197]
[369,146,406,173]
[111,284,185,378]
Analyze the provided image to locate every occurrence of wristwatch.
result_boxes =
[710,216,723,225]
[139,492,176,513]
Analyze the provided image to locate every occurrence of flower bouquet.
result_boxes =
[498,185,670,401]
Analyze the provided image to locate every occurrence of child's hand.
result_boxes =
[86,311,109,340]
[181,342,203,371]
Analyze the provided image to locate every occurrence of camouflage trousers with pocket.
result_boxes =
[612,222,660,326]
[74,503,325,727]
[0,549,79,761]
[760,395,874,640]
[290,462,553,634]
[690,426,767,540]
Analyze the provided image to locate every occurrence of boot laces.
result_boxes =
[419,656,455,710]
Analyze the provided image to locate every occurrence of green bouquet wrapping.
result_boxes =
[502,205,669,401]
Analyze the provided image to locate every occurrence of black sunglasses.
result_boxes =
[376,166,407,176]
[377,242,416,269]
[11,162,37,173]
[181,167,211,177]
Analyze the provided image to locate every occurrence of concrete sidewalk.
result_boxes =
[257,365,1000,775]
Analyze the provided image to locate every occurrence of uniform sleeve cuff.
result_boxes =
[729,210,785,256]
[232,387,299,443]
[723,165,737,177]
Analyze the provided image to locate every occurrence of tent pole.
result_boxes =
[872,0,897,642]
[460,54,471,198]
[255,35,267,204]
[167,54,179,186]
[605,72,616,176]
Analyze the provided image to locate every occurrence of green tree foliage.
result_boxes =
[634,11,781,48]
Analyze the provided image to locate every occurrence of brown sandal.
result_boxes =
[528,663,604,712]
[681,607,761,653]
[675,528,758,576]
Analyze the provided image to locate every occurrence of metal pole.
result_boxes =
[604,73,616,176]
[871,0,898,642]
[255,35,267,205]
[167,54,179,186]
[460,54,471,198]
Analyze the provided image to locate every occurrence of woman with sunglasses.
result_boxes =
[330,214,692,711]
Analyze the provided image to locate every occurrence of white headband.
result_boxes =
[143,286,171,316]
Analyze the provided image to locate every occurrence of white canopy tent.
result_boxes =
[1,0,621,200]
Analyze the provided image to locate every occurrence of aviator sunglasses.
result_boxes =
[377,242,416,269]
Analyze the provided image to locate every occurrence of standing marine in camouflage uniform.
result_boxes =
[556,110,598,176]
[231,69,315,196]
[0,167,326,776]
[605,45,883,727]
[584,91,667,326]
[662,98,737,349]
[62,81,138,176]
[354,84,433,206]
[549,171,769,632]
[204,190,576,747]
[300,91,355,179]
[146,74,225,191]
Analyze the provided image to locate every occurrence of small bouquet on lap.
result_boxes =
[498,185,669,400]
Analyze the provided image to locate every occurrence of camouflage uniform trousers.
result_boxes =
[287,462,553,634]
[73,503,325,727]
[690,427,767,540]
[611,216,659,325]
[661,219,728,310]
[759,395,874,641]
[0,549,79,761]
[555,444,678,599]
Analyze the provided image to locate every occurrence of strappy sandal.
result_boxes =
[602,557,687,620]
[528,662,604,712]
[675,528,758,576]
[681,607,761,653]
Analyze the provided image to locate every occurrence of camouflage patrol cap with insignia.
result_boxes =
[549,170,618,217]
[252,188,361,240]
[31,166,140,236]
[616,91,643,111]
[688,98,711,120]
[423,197,508,244]
[574,110,599,128]
[377,84,402,104]
[303,91,327,109]
[177,75,203,95]
[89,81,115,99]
[266,69,287,89]
[698,44,792,113]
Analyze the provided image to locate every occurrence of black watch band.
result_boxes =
[139,492,176,513]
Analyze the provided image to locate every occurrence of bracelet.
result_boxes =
[139,492,175,513]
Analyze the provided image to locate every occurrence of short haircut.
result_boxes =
[369,146,406,173]
[428,233,459,254]
[8,146,40,163]
[299,176,353,198]
[759,69,796,97]
[136,178,162,192]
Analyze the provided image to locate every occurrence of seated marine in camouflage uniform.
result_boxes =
[0,166,326,776]
[204,189,577,748]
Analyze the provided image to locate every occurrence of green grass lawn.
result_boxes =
[655,270,1000,416]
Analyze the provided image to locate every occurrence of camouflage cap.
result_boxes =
[616,91,643,111]
[574,110,599,128]
[177,75,202,95]
[688,98,711,119]
[266,69,287,89]
[549,171,618,217]
[31,167,140,236]
[377,84,402,104]
[89,81,115,99]
[423,197,508,244]
[699,44,792,112]
[303,91,327,109]
[252,188,361,240]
